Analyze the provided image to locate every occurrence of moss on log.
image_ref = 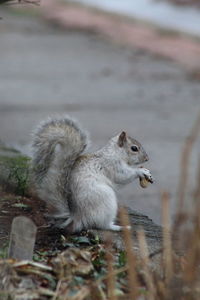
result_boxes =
[0,144,31,196]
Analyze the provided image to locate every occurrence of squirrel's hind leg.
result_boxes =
[56,217,74,231]
[108,223,122,231]
[108,222,131,231]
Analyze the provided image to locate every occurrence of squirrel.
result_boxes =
[31,116,153,233]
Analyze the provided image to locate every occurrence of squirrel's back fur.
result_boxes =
[32,116,88,215]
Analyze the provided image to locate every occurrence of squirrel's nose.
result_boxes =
[144,154,149,162]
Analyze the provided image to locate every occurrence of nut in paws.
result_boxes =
[139,168,154,188]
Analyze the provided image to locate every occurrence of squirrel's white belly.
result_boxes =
[70,171,118,230]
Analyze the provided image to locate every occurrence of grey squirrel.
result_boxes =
[31,116,153,232]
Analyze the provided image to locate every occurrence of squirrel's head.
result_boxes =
[117,131,149,165]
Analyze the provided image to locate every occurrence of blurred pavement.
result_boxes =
[0,8,200,224]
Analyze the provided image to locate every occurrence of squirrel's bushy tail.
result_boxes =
[31,116,88,215]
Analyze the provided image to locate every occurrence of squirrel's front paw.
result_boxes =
[137,168,153,184]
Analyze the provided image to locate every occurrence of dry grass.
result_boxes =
[176,113,200,225]
[119,207,139,300]
[104,113,200,300]
[137,229,156,300]
[161,191,173,285]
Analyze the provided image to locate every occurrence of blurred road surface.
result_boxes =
[0,9,200,223]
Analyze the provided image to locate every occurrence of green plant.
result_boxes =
[0,155,30,195]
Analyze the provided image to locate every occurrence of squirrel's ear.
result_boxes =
[118,131,127,147]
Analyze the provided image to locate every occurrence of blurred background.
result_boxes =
[0,0,200,224]
[71,0,200,37]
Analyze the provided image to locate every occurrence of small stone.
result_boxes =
[8,216,37,260]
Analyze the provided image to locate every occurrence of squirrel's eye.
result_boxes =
[131,145,138,152]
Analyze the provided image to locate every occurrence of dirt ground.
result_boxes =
[0,190,79,251]
[0,7,200,224]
